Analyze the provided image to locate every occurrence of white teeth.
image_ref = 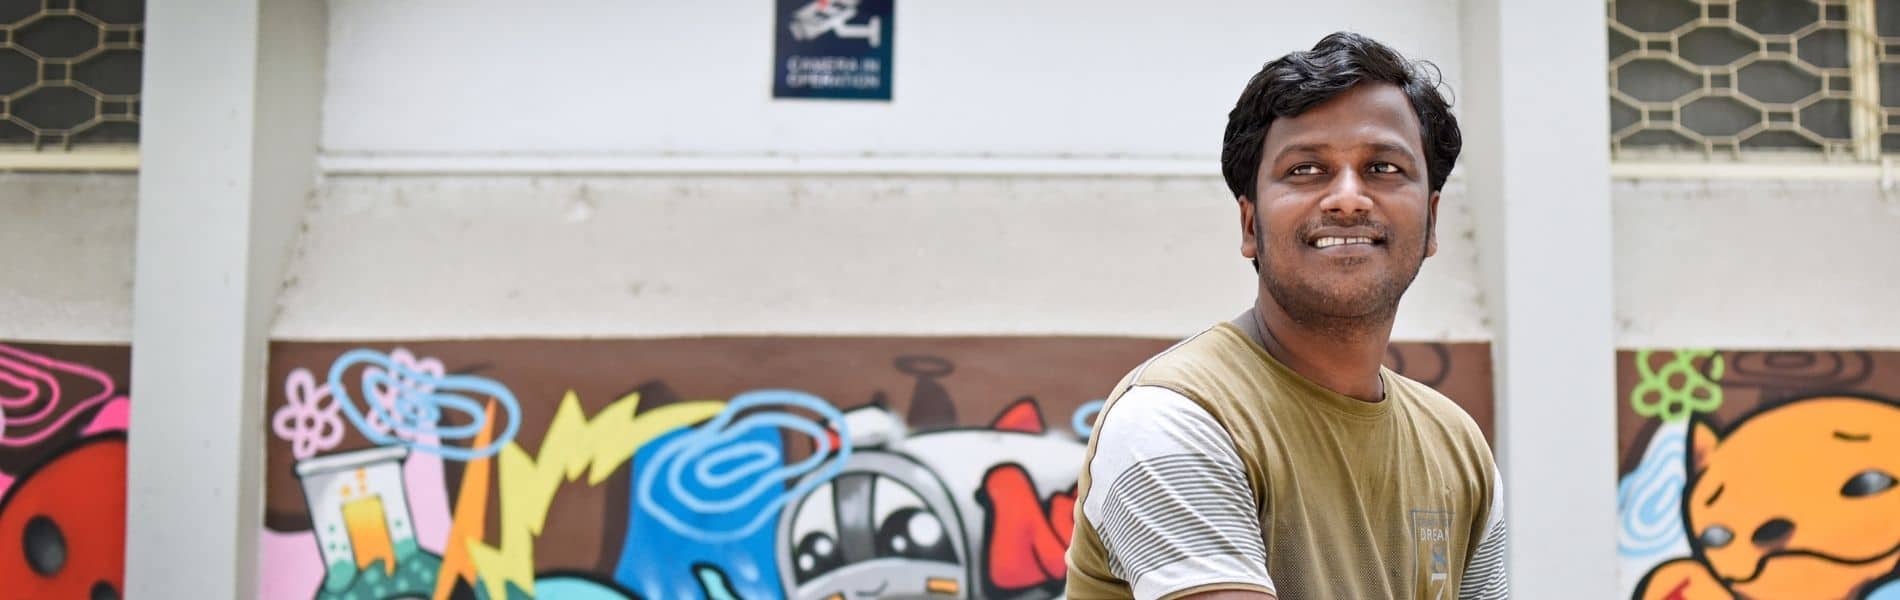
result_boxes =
[1313,236,1375,248]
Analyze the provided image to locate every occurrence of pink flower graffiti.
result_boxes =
[0,344,124,448]
[271,347,451,458]
[270,369,344,459]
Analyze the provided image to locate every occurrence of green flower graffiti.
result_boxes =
[1630,349,1725,422]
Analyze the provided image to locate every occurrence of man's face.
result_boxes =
[1239,82,1439,323]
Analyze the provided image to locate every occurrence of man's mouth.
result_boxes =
[1312,236,1379,249]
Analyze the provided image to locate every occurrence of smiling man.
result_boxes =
[1065,33,1509,600]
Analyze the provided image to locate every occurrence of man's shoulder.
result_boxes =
[1120,323,1256,387]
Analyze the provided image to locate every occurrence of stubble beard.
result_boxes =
[1256,227,1425,341]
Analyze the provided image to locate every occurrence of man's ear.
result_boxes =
[1239,196,1258,260]
[1425,191,1440,259]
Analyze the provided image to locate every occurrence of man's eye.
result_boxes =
[1289,164,1322,176]
[1370,162,1401,174]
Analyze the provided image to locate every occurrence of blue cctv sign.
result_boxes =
[773,0,894,101]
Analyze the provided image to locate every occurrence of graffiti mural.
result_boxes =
[0,342,131,600]
[1618,350,1900,600]
[262,338,1494,599]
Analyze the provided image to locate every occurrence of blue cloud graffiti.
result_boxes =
[616,389,851,600]
[1618,425,1688,558]
[325,348,522,461]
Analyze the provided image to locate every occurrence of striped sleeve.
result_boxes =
[1080,385,1274,600]
[1458,469,1509,600]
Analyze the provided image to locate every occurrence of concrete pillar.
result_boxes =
[1459,0,1619,596]
[127,0,324,596]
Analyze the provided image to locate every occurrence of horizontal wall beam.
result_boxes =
[0,146,139,171]
[320,153,1219,177]
[1611,160,1888,182]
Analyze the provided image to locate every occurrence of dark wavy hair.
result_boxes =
[1221,32,1462,200]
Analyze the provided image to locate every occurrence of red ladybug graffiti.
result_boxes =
[0,435,125,600]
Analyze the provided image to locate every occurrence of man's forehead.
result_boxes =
[1262,83,1424,155]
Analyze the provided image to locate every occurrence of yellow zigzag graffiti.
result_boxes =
[465,390,725,600]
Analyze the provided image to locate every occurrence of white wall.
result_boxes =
[321,0,1464,161]
[292,0,1484,342]
[274,175,1487,341]
[1614,179,1900,349]
[0,173,137,343]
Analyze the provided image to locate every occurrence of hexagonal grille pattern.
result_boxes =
[1610,0,1863,157]
[0,0,143,149]
[1874,0,1900,150]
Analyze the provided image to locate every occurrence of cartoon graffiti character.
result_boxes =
[1638,396,1900,599]
[777,399,1085,600]
[0,435,126,600]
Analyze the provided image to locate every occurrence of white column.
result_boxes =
[127,0,324,597]
[1460,0,1619,596]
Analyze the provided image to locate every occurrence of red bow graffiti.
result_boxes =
[977,462,1077,595]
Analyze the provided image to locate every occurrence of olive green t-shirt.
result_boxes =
[1065,320,1508,599]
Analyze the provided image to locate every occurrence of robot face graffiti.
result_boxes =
[782,454,967,599]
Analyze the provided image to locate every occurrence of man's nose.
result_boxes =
[1319,170,1373,215]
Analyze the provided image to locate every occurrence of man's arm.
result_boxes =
[1081,386,1276,600]
[1457,468,1510,599]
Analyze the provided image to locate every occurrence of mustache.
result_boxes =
[1294,214,1393,240]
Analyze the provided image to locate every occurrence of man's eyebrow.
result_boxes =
[1366,141,1419,158]
[1273,141,1419,160]
[1274,142,1331,157]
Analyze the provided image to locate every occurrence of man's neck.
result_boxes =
[1237,298,1393,403]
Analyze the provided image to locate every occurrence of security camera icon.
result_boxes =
[789,0,882,48]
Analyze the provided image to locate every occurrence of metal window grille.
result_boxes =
[1877,1,1900,149]
[0,0,142,151]
[1605,0,1900,162]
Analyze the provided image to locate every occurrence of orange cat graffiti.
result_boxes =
[1638,396,1900,600]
